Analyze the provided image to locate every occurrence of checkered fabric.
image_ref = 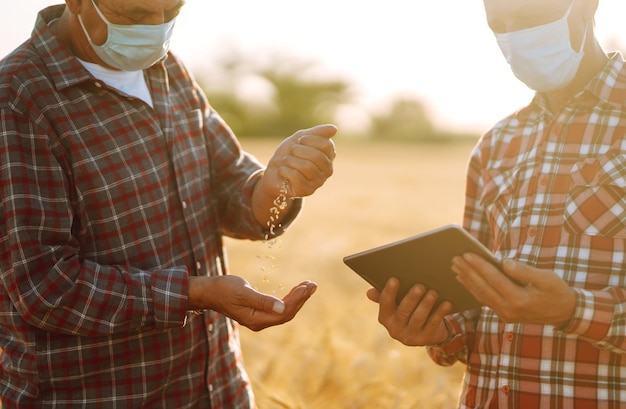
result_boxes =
[0,5,300,408]
[429,53,626,408]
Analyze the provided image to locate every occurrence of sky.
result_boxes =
[1,1,625,134]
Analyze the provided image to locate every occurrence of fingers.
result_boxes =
[278,138,335,194]
[279,144,334,183]
[378,278,426,327]
[501,259,532,287]
[296,132,337,160]
[377,277,401,322]
[254,282,315,315]
[366,287,381,303]
[375,278,449,346]
[243,281,317,332]
[291,124,337,167]
[248,286,286,314]
[395,284,429,326]
[271,125,337,198]
[281,281,317,316]
[453,253,508,305]
[295,124,338,140]
[426,301,453,331]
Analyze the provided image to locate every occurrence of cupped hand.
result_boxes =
[189,275,317,331]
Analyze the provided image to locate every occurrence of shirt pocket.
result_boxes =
[564,153,626,238]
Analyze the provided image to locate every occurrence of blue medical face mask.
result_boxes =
[78,0,176,71]
[495,1,587,92]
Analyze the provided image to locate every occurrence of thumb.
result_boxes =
[299,124,338,139]
[249,288,285,314]
[366,287,381,303]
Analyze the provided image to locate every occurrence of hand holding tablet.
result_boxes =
[343,224,517,313]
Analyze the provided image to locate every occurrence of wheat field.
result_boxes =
[0,138,475,409]
[231,138,476,409]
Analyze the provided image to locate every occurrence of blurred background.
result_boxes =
[3,2,626,408]
[3,1,626,140]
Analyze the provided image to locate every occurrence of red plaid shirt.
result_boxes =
[428,53,626,408]
[0,6,300,408]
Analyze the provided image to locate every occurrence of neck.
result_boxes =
[50,8,112,69]
[544,40,609,113]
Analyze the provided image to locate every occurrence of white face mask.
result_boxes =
[78,0,176,71]
[495,1,587,92]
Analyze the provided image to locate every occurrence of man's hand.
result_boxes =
[452,254,576,326]
[264,124,337,198]
[188,275,317,332]
[366,278,453,346]
[251,124,337,227]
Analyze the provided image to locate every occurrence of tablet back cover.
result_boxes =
[343,224,495,313]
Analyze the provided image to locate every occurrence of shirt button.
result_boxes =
[196,261,201,271]
[208,324,214,332]
[182,201,188,210]
[540,176,548,186]
[94,81,103,88]
[528,227,537,237]
[502,385,510,394]
[552,125,561,135]
[505,332,514,342]
[209,384,214,392]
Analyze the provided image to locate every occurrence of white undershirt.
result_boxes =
[77,59,154,108]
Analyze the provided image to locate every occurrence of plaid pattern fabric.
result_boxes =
[0,6,300,408]
[428,53,626,408]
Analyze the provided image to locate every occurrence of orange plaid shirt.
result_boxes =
[429,53,626,408]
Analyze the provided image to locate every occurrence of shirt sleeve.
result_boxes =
[0,109,189,337]
[558,286,626,354]
[427,309,481,366]
[202,105,302,241]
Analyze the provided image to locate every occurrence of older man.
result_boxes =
[0,1,336,407]
[368,0,626,407]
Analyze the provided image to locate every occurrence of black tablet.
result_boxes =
[343,224,503,313]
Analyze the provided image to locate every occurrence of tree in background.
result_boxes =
[198,51,353,137]
[368,97,434,141]
[259,58,352,137]
[195,50,465,141]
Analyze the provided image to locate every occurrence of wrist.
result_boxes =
[428,319,455,348]
[252,176,297,233]
[187,276,216,311]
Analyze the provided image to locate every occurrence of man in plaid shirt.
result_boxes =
[0,1,336,408]
[368,0,626,407]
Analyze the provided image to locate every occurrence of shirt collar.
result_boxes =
[587,51,626,109]
[32,5,94,91]
[31,5,167,92]
[530,52,626,113]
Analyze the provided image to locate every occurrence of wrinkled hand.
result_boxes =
[366,278,453,346]
[262,124,337,199]
[188,275,317,332]
[452,254,576,326]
